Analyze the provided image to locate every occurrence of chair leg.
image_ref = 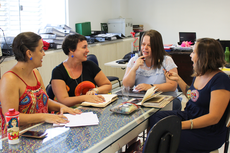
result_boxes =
[117,79,121,87]
[224,128,230,153]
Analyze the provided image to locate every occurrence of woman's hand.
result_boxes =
[133,56,145,70]
[59,105,82,115]
[44,114,69,124]
[164,70,179,82]
[83,95,105,103]
[134,83,151,91]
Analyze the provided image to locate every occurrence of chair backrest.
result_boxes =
[142,115,181,153]
[46,84,54,100]
[226,103,230,128]
[87,54,99,66]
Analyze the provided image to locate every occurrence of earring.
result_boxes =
[71,55,74,58]
[30,57,32,60]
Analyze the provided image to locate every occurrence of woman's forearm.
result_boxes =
[122,68,137,87]
[97,84,112,94]
[177,76,188,95]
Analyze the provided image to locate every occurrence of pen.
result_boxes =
[162,64,167,72]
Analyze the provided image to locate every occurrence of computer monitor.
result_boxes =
[179,32,196,45]
[218,40,230,52]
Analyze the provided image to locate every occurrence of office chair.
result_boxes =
[87,54,121,87]
[46,84,55,100]
[142,115,181,153]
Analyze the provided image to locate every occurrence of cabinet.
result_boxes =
[0,38,134,87]
[169,51,193,85]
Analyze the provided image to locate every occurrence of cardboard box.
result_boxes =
[75,22,91,36]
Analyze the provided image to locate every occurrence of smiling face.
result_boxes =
[30,39,45,67]
[141,35,152,58]
[73,40,89,61]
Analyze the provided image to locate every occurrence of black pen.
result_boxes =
[162,64,167,72]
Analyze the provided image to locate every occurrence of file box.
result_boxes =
[75,22,91,36]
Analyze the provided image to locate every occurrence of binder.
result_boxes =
[39,27,66,37]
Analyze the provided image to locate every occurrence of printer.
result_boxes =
[107,18,133,37]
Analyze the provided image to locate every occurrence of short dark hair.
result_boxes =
[193,38,225,76]
[140,29,167,69]
[62,34,87,55]
[12,32,41,62]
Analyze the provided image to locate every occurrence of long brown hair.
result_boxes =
[192,38,225,76]
[140,30,168,69]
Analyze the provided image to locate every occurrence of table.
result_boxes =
[104,59,127,69]
[0,97,168,153]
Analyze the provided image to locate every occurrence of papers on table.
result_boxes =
[53,112,99,127]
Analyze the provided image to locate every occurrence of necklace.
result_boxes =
[71,69,83,86]
[70,69,83,95]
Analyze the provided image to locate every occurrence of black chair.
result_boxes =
[46,84,54,100]
[142,115,181,153]
[211,104,230,153]
[87,54,121,87]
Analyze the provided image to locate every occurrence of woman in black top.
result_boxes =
[50,34,112,107]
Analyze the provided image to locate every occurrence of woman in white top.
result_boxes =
[122,29,181,110]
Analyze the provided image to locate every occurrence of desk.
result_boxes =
[104,59,127,69]
[1,97,164,153]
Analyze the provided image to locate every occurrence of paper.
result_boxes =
[139,86,162,105]
[135,86,173,108]
[53,112,99,127]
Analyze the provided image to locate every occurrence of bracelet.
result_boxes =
[190,119,193,129]
[92,88,99,94]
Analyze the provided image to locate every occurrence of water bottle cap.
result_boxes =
[5,108,19,116]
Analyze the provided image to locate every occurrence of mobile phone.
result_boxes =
[21,130,47,138]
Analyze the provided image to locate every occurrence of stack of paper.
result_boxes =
[53,112,99,127]
[39,24,77,49]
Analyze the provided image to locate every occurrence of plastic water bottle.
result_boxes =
[225,47,230,63]
[5,108,20,144]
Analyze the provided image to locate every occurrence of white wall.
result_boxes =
[67,0,230,44]
[127,0,230,44]
[67,0,119,31]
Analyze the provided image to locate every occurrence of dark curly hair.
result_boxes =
[62,34,87,55]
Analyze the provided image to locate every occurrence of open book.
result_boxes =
[80,94,118,107]
[136,87,173,108]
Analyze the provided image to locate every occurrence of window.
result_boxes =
[0,0,66,37]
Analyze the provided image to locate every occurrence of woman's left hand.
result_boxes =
[134,83,152,91]
[86,90,97,95]
[59,105,82,115]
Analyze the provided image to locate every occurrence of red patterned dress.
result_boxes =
[0,70,48,135]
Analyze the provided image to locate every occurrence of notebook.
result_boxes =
[114,89,146,98]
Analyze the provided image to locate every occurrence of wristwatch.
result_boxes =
[150,84,154,87]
